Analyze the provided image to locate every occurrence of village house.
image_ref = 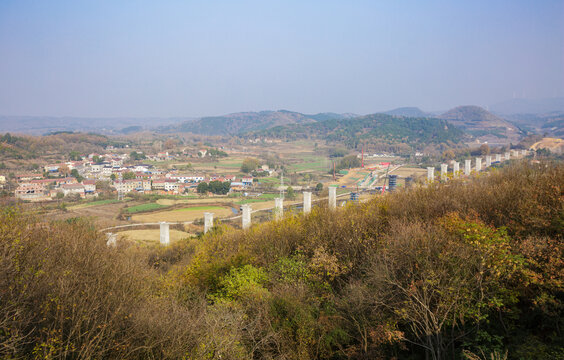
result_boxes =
[101,166,113,177]
[111,158,123,168]
[15,183,50,201]
[44,164,60,173]
[164,180,179,193]
[82,179,97,194]
[241,176,254,186]
[61,184,85,198]
[151,179,166,191]
[113,179,144,193]
[133,165,151,173]
[90,163,103,173]
[16,173,43,182]
[229,182,245,191]
[165,173,205,183]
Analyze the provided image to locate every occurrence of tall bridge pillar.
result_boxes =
[159,222,170,245]
[303,191,312,214]
[274,198,283,220]
[427,167,435,182]
[242,204,252,229]
[464,159,471,176]
[328,187,337,209]
[204,212,214,234]
[440,164,448,181]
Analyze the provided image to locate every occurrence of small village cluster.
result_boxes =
[11,152,256,202]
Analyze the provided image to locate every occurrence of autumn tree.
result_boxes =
[241,158,259,173]
[479,144,490,155]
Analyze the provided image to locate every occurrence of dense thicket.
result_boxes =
[1,162,562,359]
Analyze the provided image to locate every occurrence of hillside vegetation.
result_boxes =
[173,110,355,136]
[1,162,563,359]
[0,132,113,161]
[253,113,465,150]
[439,106,522,141]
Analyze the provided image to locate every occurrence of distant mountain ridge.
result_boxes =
[384,107,429,117]
[0,116,189,135]
[438,105,522,142]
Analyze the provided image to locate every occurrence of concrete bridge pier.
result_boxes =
[159,222,170,246]
[440,164,448,181]
[495,154,501,162]
[485,155,492,168]
[303,191,312,214]
[427,167,435,182]
[329,187,337,209]
[464,159,471,176]
[106,232,117,247]
[242,204,252,229]
[274,198,283,220]
[453,161,460,178]
[475,157,482,172]
[204,212,214,234]
[505,152,511,161]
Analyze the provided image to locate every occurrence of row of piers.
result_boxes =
[108,149,530,246]
[427,149,529,182]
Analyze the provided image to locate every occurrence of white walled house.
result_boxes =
[61,184,85,198]
[82,180,96,193]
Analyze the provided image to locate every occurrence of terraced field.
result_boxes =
[131,205,233,223]
[118,229,193,245]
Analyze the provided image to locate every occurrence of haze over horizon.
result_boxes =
[1,0,563,118]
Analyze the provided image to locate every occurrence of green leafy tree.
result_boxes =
[69,151,81,161]
[70,169,83,183]
[130,151,146,161]
[315,183,323,192]
[197,182,209,194]
[208,180,231,195]
[333,155,361,172]
[122,172,136,180]
[208,148,228,157]
[286,186,295,199]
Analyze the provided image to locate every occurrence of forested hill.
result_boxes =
[439,105,523,141]
[0,132,115,161]
[249,113,466,148]
[169,110,356,136]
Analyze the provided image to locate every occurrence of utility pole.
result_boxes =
[117,171,124,201]
[280,171,284,199]
[382,163,391,194]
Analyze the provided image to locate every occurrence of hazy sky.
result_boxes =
[0,0,563,117]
